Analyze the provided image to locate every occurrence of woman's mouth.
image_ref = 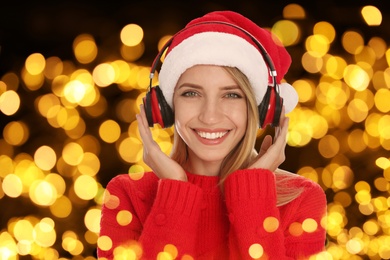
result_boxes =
[195,130,229,140]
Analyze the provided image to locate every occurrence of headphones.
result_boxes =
[143,21,283,129]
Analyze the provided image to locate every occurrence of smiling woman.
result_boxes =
[98,10,327,259]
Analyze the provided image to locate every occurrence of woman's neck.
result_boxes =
[184,157,222,177]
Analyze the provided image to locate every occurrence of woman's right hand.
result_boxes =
[136,104,187,181]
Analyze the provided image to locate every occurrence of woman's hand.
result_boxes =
[136,105,187,181]
[249,107,289,172]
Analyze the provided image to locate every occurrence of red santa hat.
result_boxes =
[158,10,298,113]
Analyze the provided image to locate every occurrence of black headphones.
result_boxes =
[143,21,283,129]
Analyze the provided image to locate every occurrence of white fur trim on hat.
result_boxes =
[158,31,298,113]
[279,83,298,113]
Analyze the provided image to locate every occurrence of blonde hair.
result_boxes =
[170,66,302,206]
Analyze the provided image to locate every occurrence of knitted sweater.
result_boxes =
[98,169,327,259]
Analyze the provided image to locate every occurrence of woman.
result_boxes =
[98,11,327,259]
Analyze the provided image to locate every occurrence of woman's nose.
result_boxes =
[198,99,223,124]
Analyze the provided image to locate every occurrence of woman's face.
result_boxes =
[173,65,248,168]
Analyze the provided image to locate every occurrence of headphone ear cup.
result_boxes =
[142,86,174,128]
[258,85,283,128]
[258,86,272,128]
[154,86,174,128]
[272,91,283,127]
[143,91,154,127]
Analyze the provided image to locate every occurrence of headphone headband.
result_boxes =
[149,21,278,88]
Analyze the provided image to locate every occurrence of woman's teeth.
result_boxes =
[196,131,228,140]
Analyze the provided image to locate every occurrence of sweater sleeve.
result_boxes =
[98,174,204,259]
[224,169,327,260]
[139,179,203,258]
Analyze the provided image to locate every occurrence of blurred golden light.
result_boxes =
[0,155,14,179]
[99,120,121,143]
[116,210,133,226]
[164,244,178,259]
[36,93,61,118]
[333,191,352,207]
[376,157,390,169]
[2,174,23,198]
[361,5,382,26]
[0,81,6,94]
[73,34,98,64]
[129,164,145,181]
[263,216,279,233]
[120,42,145,62]
[347,99,369,123]
[325,56,347,80]
[29,180,57,206]
[343,64,370,91]
[272,20,300,46]
[74,175,98,200]
[0,90,20,116]
[25,53,46,75]
[50,195,72,218]
[34,146,57,171]
[378,115,390,140]
[302,218,318,233]
[118,136,143,163]
[346,238,364,254]
[348,129,367,153]
[62,142,84,166]
[373,177,389,192]
[120,24,144,47]
[93,63,116,87]
[3,121,29,146]
[313,21,336,44]
[103,191,120,210]
[282,3,305,19]
[356,190,372,205]
[85,230,99,245]
[63,80,89,104]
[21,67,45,91]
[1,72,19,91]
[318,135,339,158]
[97,235,112,251]
[34,218,56,247]
[84,208,101,233]
[342,31,364,55]
[13,219,34,242]
[248,243,264,259]
[374,88,390,113]
[297,166,319,183]
[77,152,101,176]
[333,166,354,190]
[305,35,330,58]
[44,56,63,79]
[355,46,376,66]
[45,173,66,197]
[289,222,303,236]
[292,79,315,103]
[110,60,131,84]
[301,52,323,73]
[368,37,387,59]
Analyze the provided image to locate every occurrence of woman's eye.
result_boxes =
[182,91,198,97]
[226,92,242,98]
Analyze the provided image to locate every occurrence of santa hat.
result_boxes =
[158,10,298,113]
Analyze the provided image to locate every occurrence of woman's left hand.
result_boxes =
[248,107,289,172]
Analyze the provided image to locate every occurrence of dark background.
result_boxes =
[1,1,389,259]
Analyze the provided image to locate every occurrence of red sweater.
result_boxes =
[98,169,327,259]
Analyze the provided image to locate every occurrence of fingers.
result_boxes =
[259,135,273,157]
[136,104,154,146]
